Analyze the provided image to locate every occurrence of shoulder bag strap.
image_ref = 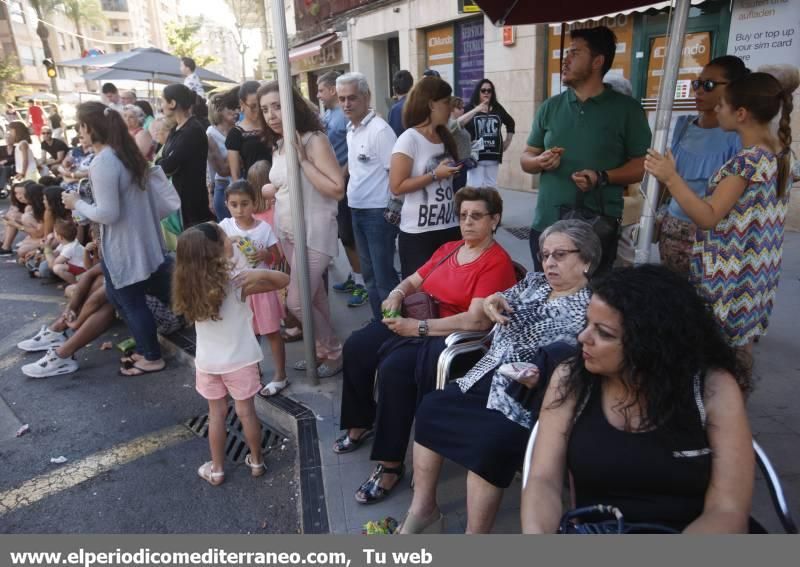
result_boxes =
[418,244,462,288]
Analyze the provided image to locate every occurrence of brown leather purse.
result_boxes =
[401,245,461,320]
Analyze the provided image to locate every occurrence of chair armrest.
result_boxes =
[753,439,798,533]
[445,329,493,347]
[435,339,490,390]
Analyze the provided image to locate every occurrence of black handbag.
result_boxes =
[559,188,620,274]
[559,504,679,534]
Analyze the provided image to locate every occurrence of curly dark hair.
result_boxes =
[44,185,69,221]
[24,183,46,222]
[556,265,750,433]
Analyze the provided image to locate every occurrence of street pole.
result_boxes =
[270,0,319,384]
[635,0,690,264]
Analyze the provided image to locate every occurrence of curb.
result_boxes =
[159,332,330,534]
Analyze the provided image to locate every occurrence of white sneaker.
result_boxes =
[17,326,67,352]
[22,349,79,378]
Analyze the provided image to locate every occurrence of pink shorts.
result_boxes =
[195,363,261,401]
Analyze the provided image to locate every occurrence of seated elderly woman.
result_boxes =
[122,104,155,161]
[336,187,517,505]
[522,265,754,534]
[397,219,601,534]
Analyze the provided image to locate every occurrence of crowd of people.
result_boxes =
[0,29,798,534]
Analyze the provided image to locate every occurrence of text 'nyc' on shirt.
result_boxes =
[392,128,458,234]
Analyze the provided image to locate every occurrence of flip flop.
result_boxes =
[258,380,289,398]
[118,362,166,376]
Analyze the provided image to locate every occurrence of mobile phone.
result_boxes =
[450,157,477,170]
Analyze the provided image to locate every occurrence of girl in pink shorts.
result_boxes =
[173,222,289,486]
[219,179,288,398]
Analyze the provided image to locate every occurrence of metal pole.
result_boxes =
[634,0,690,264]
[271,0,319,384]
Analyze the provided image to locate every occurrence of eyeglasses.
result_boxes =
[480,88,493,94]
[459,211,491,222]
[42,131,52,135]
[537,249,580,263]
[691,79,728,92]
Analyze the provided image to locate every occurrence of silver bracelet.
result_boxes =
[389,288,406,299]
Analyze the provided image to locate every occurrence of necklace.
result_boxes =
[458,240,493,264]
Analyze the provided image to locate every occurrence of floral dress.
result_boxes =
[690,146,792,346]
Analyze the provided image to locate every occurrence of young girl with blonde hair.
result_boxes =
[173,222,289,485]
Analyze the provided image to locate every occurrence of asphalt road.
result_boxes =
[0,253,300,533]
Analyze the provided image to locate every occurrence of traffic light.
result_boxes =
[43,58,56,79]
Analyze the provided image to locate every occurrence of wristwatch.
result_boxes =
[418,320,429,337]
[595,170,609,188]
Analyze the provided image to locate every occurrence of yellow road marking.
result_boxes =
[0,293,64,304]
[0,425,195,516]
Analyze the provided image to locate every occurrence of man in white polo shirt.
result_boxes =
[336,72,400,321]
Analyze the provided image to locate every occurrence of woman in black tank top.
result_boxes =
[521,265,754,533]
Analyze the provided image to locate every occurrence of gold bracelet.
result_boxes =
[389,288,406,299]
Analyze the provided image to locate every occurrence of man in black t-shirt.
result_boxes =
[40,127,69,172]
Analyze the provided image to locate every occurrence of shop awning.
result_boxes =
[477,0,707,26]
[289,33,339,62]
[549,0,709,25]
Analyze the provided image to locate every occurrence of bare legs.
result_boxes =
[405,441,505,534]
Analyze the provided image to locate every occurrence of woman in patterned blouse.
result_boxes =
[646,68,798,351]
[396,219,601,534]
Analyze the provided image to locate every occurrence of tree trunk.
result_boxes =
[74,21,89,91]
[35,16,59,96]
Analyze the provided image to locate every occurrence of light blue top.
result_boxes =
[668,115,741,222]
[323,106,349,166]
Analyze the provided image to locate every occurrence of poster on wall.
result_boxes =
[547,15,634,97]
[727,0,800,70]
[455,19,484,101]
[426,26,455,87]
[646,32,711,99]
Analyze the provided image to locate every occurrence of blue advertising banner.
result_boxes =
[455,19,484,101]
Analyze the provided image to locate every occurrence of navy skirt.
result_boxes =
[414,374,530,488]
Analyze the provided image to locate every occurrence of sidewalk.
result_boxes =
[254,187,800,533]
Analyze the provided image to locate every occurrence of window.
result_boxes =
[101,0,129,11]
[18,45,34,65]
[58,33,67,51]
[10,1,25,24]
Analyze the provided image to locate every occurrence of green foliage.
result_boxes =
[63,0,106,30]
[165,19,218,68]
[0,56,23,104]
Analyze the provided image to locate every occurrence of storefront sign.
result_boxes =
[646,32,711,99]
[291,41,344,74]
[727,0,800,69]
[503,26,515,46]
[455,19,485,100]
[426,25,455,86]
[547,15,634,96]
[459,0,480,14]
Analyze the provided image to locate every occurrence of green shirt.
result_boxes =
[527,86,652,232]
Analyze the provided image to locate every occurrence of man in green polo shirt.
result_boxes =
[521,26,651,272]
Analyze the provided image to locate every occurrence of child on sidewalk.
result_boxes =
[219,179,288,397]
[172,222,289,486]
[41,219,85,283]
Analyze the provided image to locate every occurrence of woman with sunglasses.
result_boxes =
[656,56,747,276]
[335,187,516,507]
[459,79,516,189]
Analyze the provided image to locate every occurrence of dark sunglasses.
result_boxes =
[691,79,728,92]
[480,88,493,94]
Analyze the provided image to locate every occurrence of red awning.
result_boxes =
[476,0,706,25]
[289,33,339,62]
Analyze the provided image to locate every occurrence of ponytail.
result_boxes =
[76,102,149,189]
[776,89,793,198]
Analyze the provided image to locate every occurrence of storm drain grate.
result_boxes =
[185,405,283,464]
[504,226,531,240]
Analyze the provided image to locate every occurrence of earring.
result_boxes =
[583,266,590,276]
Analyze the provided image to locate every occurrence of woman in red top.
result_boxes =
[27,100,45,138]
[335,187,517,505]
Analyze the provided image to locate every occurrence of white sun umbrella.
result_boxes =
[271,0,319,383]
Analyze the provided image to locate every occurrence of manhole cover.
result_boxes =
[504,226,531,240]
[185,405,283,464]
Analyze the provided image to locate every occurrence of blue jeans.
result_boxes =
[213,178,231,221]
[102,257,174,361]
[351,207,400,320]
